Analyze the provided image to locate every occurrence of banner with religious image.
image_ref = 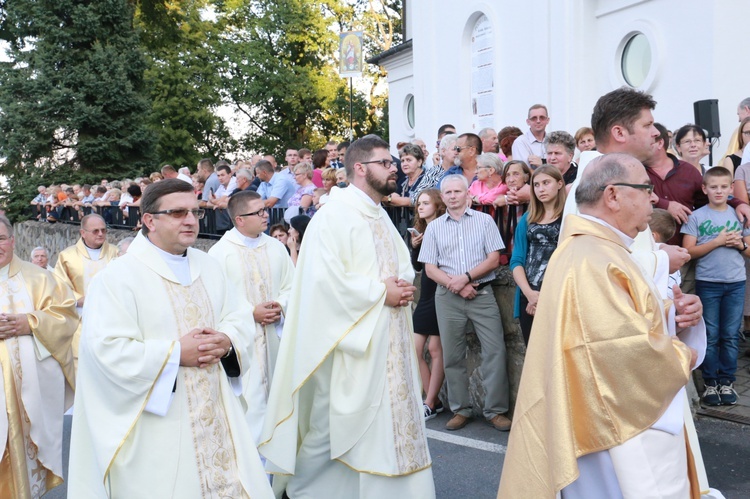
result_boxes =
[339,31,363,77]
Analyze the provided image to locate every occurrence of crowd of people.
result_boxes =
[4,89,750,498]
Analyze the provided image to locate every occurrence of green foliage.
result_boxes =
[216,0,385,156]
[136,0,237,167]
[0,0,156,180]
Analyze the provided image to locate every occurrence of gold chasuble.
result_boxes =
[53,238,118,363]
[497,215,693,498]
[208,229,294,444]
[0,256,77,499]
[67,233,273,499]
[260,186,432,491]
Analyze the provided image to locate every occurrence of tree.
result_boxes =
[215,0,380,156]
[0,0,155,179]
[135,0,237,166]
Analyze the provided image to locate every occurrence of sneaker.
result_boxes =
[719,383,738,405]
[423,403,438,421]
[445,414,470,431]
[702,383,721,406]
[434,401,444,414]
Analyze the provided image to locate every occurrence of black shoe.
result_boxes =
[702,383,721,406]
[719,382,738,405]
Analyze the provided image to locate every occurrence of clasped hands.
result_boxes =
[446,273,478,300]
[0,313,31,339]
[384,277,416,307]
[254,301,282,326]
[179,327,232,368]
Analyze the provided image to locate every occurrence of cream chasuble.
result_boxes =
[208,229,294,444]
[53,238,118,364]
[259,185,433,494]
[0,256,77,499]
[67,233,273,499]
[498,215,694,499]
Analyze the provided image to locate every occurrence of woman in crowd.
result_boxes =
[733,151,750,335]
[498,126,522,162]
[494,160,532,258]
[675,124,709,174]
[510,166,566,345]
[574,126,596,153]
[289,163,316,211]
[321,167,337,194]
[387,144,436,208]
[311,149,329,188]
[335,168,348,187]
[723,117,750,174]
[409,189,447,420]
[437,134,458,171]
[270,223,290,253]
[149,172,163,183]
[469,153,507,213]
[287,214,310,266]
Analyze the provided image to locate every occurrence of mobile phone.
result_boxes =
[407,228,421,236]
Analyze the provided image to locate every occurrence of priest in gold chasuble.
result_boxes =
[498,154,701,498]
[0,215,77,499]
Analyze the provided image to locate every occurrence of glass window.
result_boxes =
[406,95,415,129]
[621,33,651,88]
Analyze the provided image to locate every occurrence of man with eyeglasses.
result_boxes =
[260,135,435,497]
[54,213,118,368]
[0,214,78,498]
[208,190,294,445]
[512,104,550,168]
[438,132,482,188]
[500,153,704,498]
[68,179,273,498]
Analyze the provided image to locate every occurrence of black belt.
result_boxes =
[475,281,493,290]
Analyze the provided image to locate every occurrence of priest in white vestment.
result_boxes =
[53,213,118,367]
[260,136,435,498]
[208,190,294,444]
[0,215,77,499]
[67,180,273,499]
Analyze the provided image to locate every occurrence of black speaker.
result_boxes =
[693,99,720,138]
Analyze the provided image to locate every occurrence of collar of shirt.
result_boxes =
[525,128,546,144]
[579,214,635,248]
[447,207,474,222]
[348,183,379,207]
[0,263,8,280]
[241,232,263,248]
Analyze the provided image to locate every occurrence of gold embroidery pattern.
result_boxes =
[239,246,272,397]
[1,275,53,498]
[164,279,245,499]
[368,217,430,473]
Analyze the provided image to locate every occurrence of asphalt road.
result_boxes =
[47,412,750,498]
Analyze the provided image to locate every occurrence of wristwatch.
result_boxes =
[222,344,234,359]
[387,194,393,203]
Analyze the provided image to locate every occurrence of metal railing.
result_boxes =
[29,201,525,248]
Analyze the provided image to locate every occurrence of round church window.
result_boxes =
[406,95,415,130]
[621,33,652,88]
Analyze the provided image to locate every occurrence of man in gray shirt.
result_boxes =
[419,174,511,432]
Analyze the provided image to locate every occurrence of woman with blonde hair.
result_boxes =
[409,189,447,420]
[723,117,750,174]
[288,163,316,210]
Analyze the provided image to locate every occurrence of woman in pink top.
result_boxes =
[469,153,507,206]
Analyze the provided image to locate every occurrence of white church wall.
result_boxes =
[384,0,749,161]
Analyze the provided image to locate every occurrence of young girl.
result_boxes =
[510,166,566,345]
[409,189,447,420]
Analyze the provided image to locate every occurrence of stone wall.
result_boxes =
[13,220,528,418]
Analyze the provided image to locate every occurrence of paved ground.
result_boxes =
[697,339,750,424]
[47,410,750,498]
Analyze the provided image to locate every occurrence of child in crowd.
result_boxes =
[650,208,682,291]
[510,166,566,345]
[681,167,750,406]
[308,188,327,217]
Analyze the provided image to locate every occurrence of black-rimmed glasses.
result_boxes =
[237,208,269,218]
[360,159,394,169]
[600,183,654,195]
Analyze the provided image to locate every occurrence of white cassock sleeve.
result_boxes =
[144,344,181,417]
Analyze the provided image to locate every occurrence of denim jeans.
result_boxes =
[696,279,746,384]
